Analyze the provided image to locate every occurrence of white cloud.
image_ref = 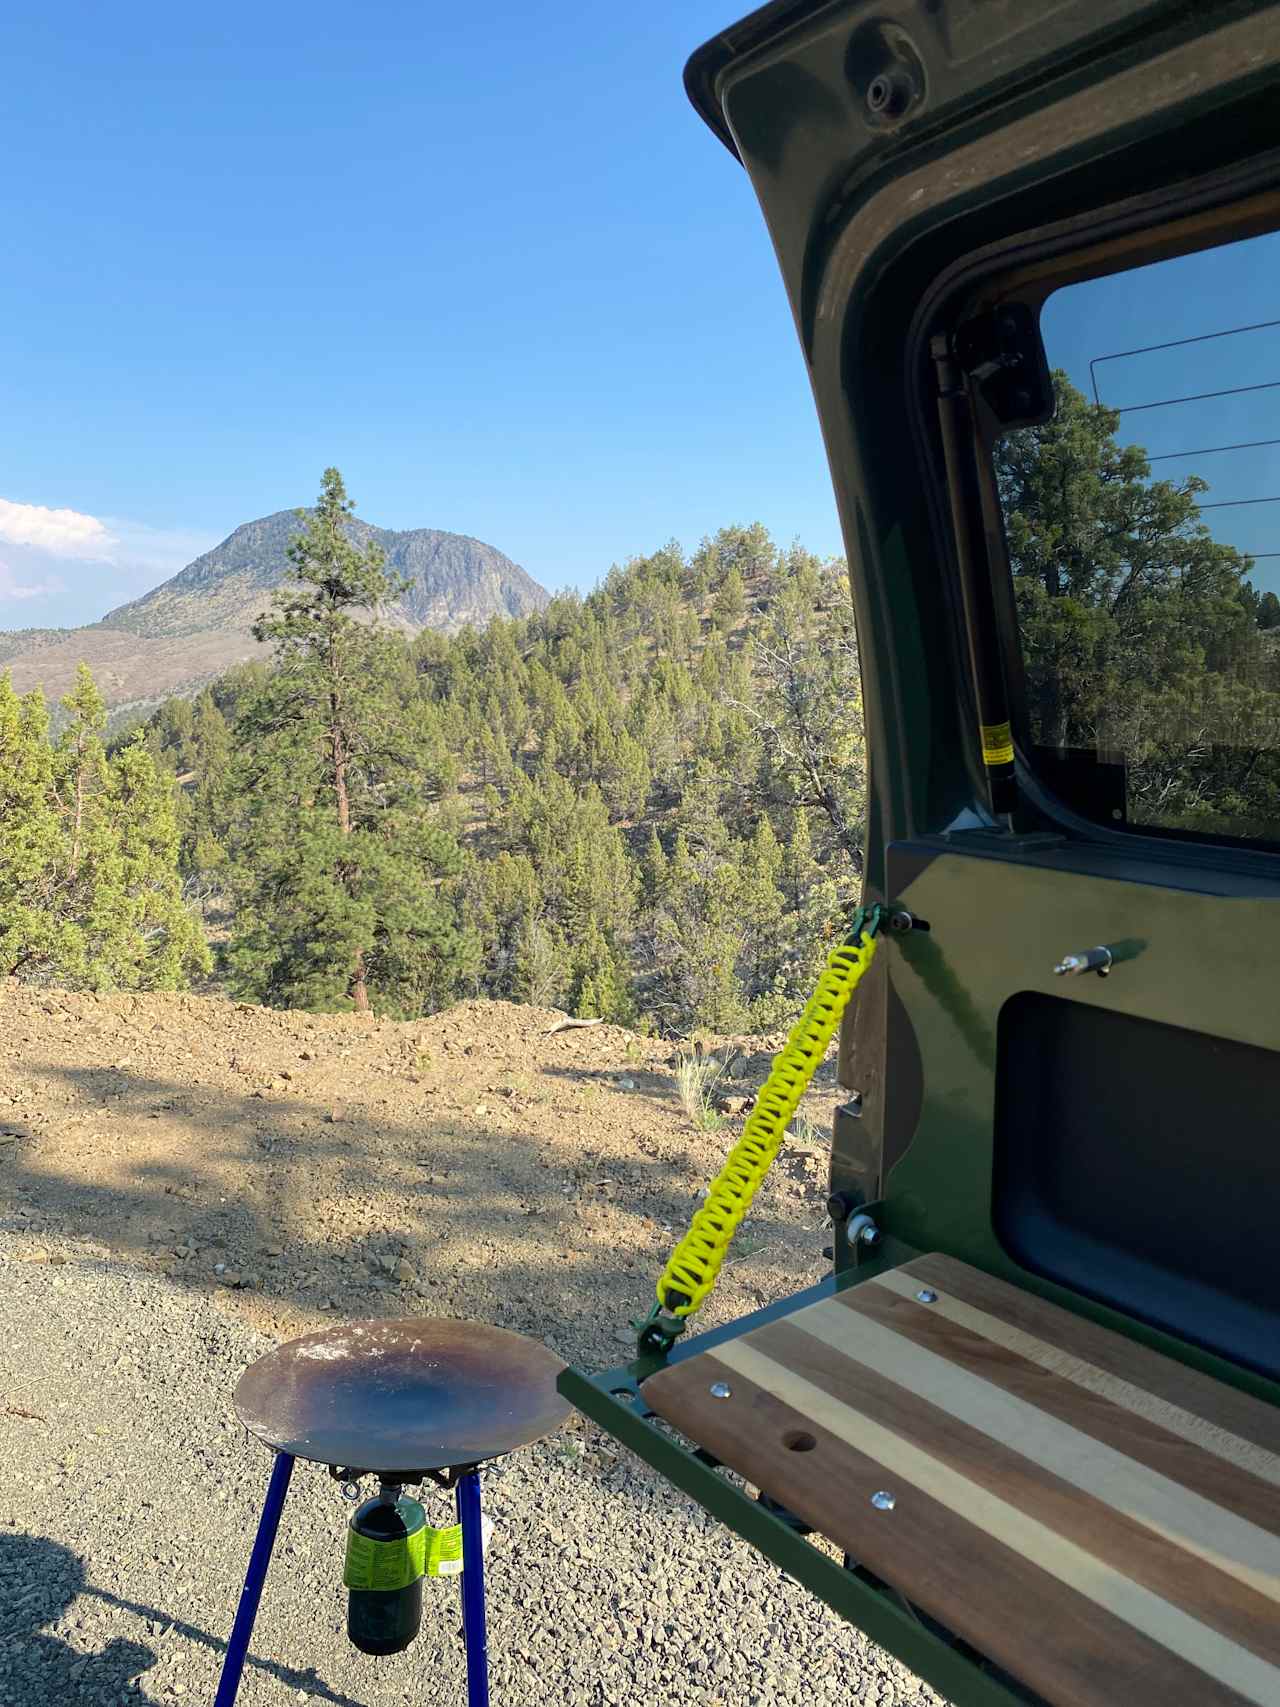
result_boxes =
[0,498,114,560]
[0,496,219,624]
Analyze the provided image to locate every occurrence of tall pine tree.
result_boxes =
[224,468,475,1015]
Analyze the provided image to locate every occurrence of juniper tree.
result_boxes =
[0,675,65,978]
[53,666,208,989]
[83,736,211,989]
[1,666,207,989]
[711,561,747,634]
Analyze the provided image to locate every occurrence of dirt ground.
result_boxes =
[0,989,839,1365]
[0,989,948,1707]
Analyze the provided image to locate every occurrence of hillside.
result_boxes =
[0,509,547,714]
[119,523,868,1034]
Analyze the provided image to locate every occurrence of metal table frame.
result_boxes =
[560,1236,1033,1707]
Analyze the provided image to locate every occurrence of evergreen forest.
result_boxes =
[4,375,1279,1029]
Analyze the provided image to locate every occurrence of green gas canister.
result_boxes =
[343,1483,427,1655]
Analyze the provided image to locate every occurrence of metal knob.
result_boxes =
[1054,946,1112,977]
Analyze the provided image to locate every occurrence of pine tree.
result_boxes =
[647,825,749,1031]
[225,468,475,1015]
[737,817,788,1024]
[712,563,747,634]
[57,670,209,989]
[600,728,650,822]
[651,857,751,1031]
[640,825,667,904]
[569,915,632,1022]
[185,690,233,883]
[739,568,868,872]
[780,807,816,907]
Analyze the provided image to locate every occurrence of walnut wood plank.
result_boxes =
[645,1345,1271,1707]
[641,1253,1280,1707]
[835,1282,1280,1539]
[749,1317,1280,1666]
[871,1264,1280,1487]
[905,1255,1280,1459]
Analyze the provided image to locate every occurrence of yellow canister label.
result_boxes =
[424,1522,465,1576]
[343,1524,427,1592]
[344,1517,492,1588]
[980,721,1014,767]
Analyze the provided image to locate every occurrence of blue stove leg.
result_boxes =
[456,1470,490,1707]
[213,1450,295,1707]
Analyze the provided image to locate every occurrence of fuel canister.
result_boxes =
[344,1485,427,1655]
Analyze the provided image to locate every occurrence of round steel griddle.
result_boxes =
[233,1318,570,1473]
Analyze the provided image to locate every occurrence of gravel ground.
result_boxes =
[0,992,944,1707]
[0,1253,942,1707]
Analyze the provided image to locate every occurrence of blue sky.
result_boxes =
[2,3,1276,627]
[2,0,835,626]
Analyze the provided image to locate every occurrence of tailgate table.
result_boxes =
[643,1254,1280,1707]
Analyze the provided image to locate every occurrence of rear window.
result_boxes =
[998,231,1280,844]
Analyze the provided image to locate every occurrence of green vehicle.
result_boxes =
[561,3,1280,1703]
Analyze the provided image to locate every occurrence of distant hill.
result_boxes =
[0,510,547,714]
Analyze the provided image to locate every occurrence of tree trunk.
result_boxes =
[330,697,370,1013]
[68,737,86,878]
[332,721,352,836]
[350,945,370,1013]
[1041,556,1068,749]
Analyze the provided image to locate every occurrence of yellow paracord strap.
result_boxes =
[656,916,881,1320]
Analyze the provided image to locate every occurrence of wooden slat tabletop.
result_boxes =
[641,1254,1280,1707]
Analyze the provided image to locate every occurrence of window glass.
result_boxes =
[999,231,1280,842]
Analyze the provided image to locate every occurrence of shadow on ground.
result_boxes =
[0,1058,817,1371]
[0,1529,369,1707]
